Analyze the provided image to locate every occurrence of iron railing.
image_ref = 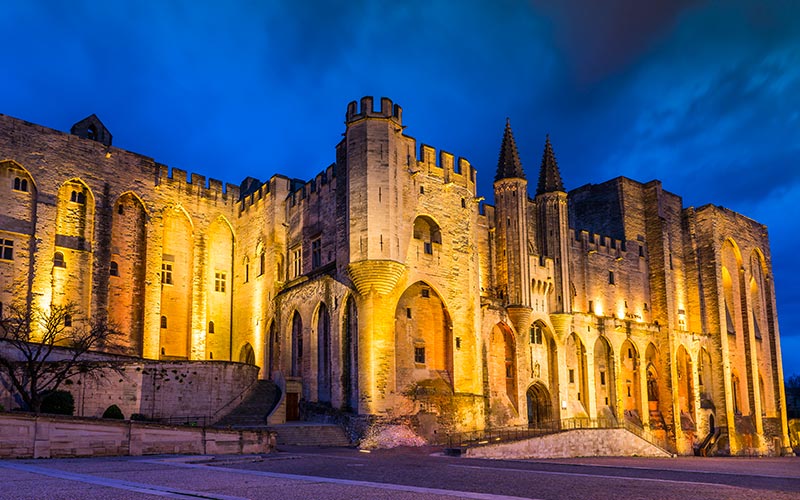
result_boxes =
[444,416,675,454]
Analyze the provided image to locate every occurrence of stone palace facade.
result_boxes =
[0,96,791,455]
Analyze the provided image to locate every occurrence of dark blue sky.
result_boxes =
[2,1,798,374]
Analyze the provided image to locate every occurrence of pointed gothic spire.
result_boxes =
[495,118,526,182]
[536,134,565,195]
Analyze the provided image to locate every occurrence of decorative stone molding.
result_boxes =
[346,260,406,297]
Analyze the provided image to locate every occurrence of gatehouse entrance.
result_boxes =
[526,383,552,428]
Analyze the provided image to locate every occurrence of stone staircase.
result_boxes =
[271,422,352,447]
[214,380,280,428]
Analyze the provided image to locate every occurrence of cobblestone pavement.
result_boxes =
[1,446,799,500]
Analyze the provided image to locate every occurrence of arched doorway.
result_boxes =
[526,383,552,428]
[239,343,255,365]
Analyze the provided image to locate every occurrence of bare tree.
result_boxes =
[0,302,125,413]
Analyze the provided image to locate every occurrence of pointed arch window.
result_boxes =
[208,321,215,334]
[109,261,119,276]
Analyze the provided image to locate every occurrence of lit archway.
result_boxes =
[676,345,695,423]
[620,339,641,425]
[239,342,256,365]
[394,282,452,391]
[565,333,588,415]
[594,336,615,419]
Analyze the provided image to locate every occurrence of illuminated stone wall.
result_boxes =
[0,97,790,455]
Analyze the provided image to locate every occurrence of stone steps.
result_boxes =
[272,423,351,447]
[214,380,280,428]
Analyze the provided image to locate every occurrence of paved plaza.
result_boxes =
[1,446,798,499]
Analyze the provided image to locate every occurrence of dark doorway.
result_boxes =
[286,392,300,421]
[526,383,552,428]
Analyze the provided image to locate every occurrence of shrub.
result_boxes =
[102,404,124,419]
[40,390,75,415]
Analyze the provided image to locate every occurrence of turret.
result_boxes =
[338,96,408,297]
[535,135,571,313]
[494,120,532,319]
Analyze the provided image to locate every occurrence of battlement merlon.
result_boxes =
[416,144,476,193]
[345,96,402,125]
[156,165,239,201]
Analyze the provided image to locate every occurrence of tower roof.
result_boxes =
[495,118,525,182]
[536,135,565,195]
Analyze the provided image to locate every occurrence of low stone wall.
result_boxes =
[0,358,258,422]
[465,428,672,459]
[0,413,275,459]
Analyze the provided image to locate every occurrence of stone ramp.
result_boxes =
[271,423,351,447]
[214,380,280,427]
[465,428,672,459]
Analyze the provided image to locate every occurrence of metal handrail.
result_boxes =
[444,416,675,453]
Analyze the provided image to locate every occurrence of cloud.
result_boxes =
[529,0,699,85]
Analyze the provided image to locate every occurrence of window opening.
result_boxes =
[161,263,173,285]
[311,238,322,269]
[414,346,426,364]
[0,239,13,260]
[214,271,227,293]
[110,261,119,276]
[53,251,66,268]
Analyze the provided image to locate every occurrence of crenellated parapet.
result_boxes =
[571,228,632,258]
[345,96,402,125]
[415,144,476,194]
[156,165,239,202]
[285,164,336,215]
